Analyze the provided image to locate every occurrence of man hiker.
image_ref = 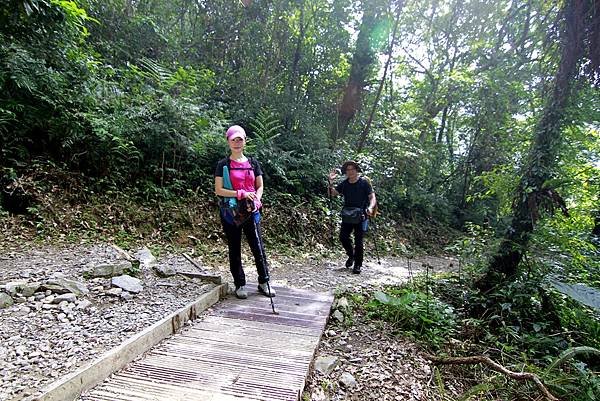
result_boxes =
[328,160,377,274]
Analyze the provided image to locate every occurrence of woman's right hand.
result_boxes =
[236,189,256,201]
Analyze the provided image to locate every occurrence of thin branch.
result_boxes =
[424,354,560,401]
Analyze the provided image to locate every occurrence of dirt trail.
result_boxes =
[0,243,460,401]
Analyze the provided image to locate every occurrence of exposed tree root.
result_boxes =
[424,354,559,401]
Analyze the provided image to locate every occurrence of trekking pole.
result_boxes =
[252,218,278,315]
[370,217,382,265]
[406,255,415,288]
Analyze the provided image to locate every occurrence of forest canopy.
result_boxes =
[0,0,598,259]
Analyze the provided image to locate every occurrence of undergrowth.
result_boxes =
[0,161,459,256]
[355,272,600,401]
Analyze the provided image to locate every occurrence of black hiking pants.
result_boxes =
[221,214,270,289]
[340,222,364,267]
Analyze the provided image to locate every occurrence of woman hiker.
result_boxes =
[328,160,377,274]
[214,125,275,299]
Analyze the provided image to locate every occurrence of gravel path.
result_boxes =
[0,242,458,401]
[0,244,216,401]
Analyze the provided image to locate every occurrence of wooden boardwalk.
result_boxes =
[81,285,334,401]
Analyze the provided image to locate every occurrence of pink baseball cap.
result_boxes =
[226,125,246,140]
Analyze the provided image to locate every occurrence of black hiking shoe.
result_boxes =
[352,265,361,274]
[345,256,354,268]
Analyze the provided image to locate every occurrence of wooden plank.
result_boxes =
[82,284,333,401]
[196,315,321,336]
[177,330,317,351]
[38,284,227,401]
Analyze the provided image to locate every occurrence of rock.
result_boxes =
[339,372,357,388]
[52,294,77,304]
[0,292,14,308]
[333,309,344,322]
[83,261,131,278]
[107,288,123,296]
[336,297,349,310]
[75,300,92,310]
[120,292,133,300]
[43,278,89,296]
[135,247,157,268]
[21,283,41,297]
[153,264,176,278]
[111,275,143,294]
[3,280,28,296]
[42,295,55,304]
[314,355,338,376]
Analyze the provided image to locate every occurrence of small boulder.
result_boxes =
[21,282,41,297]
[107,288,123,296]
[76,300,92,310]
[135,246,157,268]
[332,309,344,322]
[52,293,77,304]
[336,297,349,310]
[314,355,338,376]
[3,280,28,296]
[44,277,89,296]
[111,275,143,294]
[83,261,131,278]
[0,292,14,309]
[339,372,357,388]
[153,264,176,278]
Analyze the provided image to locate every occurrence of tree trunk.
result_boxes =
[356,1,403,153]
[436,105,448,144]
[284,0,305,131]
[331,2,379,146]
[485,0,588,282]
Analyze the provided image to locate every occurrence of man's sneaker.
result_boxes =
[258,282,276,297]
[352,265,362,274]
[235,286,248,299]
[345,256,354,268]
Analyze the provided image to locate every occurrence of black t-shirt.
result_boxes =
[336,177,373,209]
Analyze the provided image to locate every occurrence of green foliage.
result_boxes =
[550,280,600,311]
[423,273,600,401]
[365,287,457,348]
[445,222,497,276]
[123,259,141,277]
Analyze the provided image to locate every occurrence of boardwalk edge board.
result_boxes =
[34,283,228,401]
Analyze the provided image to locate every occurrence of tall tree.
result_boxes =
[331,0,387,145]
[356,0,403,153]
[484,0,600,282]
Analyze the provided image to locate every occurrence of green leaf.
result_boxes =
[374,290,390,304]
[549,279,600,311]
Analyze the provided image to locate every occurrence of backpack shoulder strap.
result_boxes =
[248,156,258,175]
